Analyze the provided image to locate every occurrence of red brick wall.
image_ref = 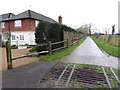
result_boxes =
[0,19,36,32]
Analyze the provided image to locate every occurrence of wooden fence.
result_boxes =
[93,35,120,47]
[6,36,83,69]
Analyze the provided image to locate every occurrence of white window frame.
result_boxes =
[14,20,22,28]
[11,35,16,40]
[20,35,24,40]
[10,14,13,18]
[1,22,5,28]
[2,34,8,40]
[35,20,39,27]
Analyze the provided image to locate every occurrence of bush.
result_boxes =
[35,21,49,44]
[0,41,5,47]
[11,44,18,49]
[36,45,49,52]
[29,47,36,52]
[29,45,49,52]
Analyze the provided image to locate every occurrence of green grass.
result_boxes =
[91,36,120,58]
[102,37,120,41]
[40,38,86,61]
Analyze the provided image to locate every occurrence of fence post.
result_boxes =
[6,41,13,69]
[49,41,52,55]
[67,39,69,48]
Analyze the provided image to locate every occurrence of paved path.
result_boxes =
[61,37,119,69]
[2,60,58,88]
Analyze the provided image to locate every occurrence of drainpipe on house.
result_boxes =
[28,10,32,45]
[8,21,11,42]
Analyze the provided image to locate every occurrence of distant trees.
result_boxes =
[76,24,89,35]
[103,28,109,35]
[102,25,115,35]
[88,24,92,36]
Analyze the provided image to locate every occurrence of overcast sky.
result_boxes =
[0,0,119,33]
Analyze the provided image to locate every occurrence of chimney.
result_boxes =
[58,16,62,24]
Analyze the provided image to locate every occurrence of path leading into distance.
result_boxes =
[61,37,119,69]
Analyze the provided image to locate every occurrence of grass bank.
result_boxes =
[40,38,86,61]
[91,36,120,58]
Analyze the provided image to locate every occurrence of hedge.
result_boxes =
[34,20,80,52]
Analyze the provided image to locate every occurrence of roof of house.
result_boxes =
[0,10,57,23]
[0,13,15,21]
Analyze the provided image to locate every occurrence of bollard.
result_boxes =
[6,41,12,69]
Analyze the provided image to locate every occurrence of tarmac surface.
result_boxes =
[61,37,119,69]
[2,60,58,88]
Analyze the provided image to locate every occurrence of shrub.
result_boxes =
[11,44,18,49]
[29,47,36,52]
[0,41,5,47]
[29,45,49,52]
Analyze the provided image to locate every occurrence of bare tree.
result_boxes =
[104,28,108,35]
[88,23,92,36]
[112,25,115,35]
[105,30,107,35]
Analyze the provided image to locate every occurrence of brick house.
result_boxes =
[0,10,58,45]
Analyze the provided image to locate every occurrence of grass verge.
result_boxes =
[91,36,120,58]
[40,38,86,61]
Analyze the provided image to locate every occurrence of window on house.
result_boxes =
[2,34,8,40]
[11,35,16,40]
[9,14,13,18]
[14,20,22,27]
[1,22,5,28]
[20,35,24,40]
[35,20,39,27]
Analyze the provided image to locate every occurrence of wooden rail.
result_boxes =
[52,46,67,52]
[12,51,49,60]
[12,37,81,60]
[6,36,83,69]
[48,37,82,54]
[52,40,66,45]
